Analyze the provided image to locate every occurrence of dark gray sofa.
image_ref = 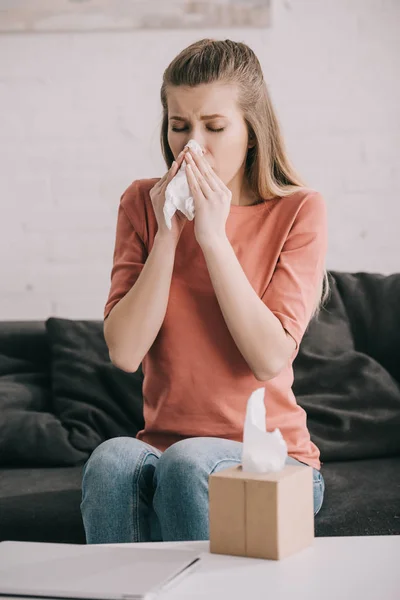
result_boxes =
[1,270,400,543]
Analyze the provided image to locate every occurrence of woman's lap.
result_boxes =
[81,435,325,543]
[99,435,325,514]
[85,435,325,509]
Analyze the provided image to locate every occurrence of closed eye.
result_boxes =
[171,127,225,133]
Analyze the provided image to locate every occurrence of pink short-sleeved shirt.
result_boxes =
[104,178,328,470]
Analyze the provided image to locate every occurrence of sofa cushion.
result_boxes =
[316,456,400,536]
[0,321,49,364]
[336,271,400,382]
[46,317,144,457]
[0,466,85,543]
[294,271,400,463]
[0,324,87,467]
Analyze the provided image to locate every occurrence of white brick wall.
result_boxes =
[1,0,399,320]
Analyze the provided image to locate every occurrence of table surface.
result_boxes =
[108,535,400,600]
[1,536,398,600]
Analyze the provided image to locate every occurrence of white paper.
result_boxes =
[241,387,288,473]
[163,139,203,230]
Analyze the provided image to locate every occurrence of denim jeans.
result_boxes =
[80,436,325,544]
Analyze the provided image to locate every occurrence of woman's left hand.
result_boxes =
[184,149,232,249]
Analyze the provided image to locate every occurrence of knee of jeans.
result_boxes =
[156,438,207,482]
[82,437,142,483]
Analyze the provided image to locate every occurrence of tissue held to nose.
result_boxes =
[163,139,204,229]
[241,387,288,473]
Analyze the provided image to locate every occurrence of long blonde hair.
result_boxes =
[159,38,330,316]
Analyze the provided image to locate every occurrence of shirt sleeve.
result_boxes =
[261,191,328,352]
[104,188,148,321]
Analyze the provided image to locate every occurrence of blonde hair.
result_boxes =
[159,38,330,316]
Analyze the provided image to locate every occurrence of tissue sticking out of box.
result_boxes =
[241,387,288,473]
[163,139,204,230]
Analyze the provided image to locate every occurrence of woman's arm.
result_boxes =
[200,190,327,381]
[201,237,296,381]
[104,232,176,373]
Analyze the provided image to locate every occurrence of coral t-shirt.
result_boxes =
[104,178,328,470]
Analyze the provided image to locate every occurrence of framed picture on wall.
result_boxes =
[0,0,271,32]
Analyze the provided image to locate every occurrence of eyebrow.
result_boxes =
[169,114,227,121]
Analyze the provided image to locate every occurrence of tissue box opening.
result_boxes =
[209,463,314,560]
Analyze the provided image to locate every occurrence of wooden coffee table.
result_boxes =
[108,535,399,599]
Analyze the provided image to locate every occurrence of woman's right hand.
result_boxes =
[150,147,189,247]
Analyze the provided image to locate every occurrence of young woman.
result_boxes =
[81,38,329,544]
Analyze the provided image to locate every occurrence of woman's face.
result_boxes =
[166,82,251,188]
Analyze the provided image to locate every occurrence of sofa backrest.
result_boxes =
[0,321,50,366]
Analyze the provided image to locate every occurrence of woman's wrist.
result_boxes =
[154,231,178,252]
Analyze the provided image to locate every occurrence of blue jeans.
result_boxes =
[80,436,325,544]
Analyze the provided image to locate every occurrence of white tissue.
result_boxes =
[241,387,288,473]
[163,139,204,230]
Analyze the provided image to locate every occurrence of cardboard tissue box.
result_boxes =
[209,388,314,560]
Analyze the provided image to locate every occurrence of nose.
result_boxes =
[182,127,206,155]
[184,141,206,156]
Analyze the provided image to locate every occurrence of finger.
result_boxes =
[160,161,179,190]
[186,151,219,192]
[175,148,190,171]
[185,163,205,200]
[165,160,180,185]
[163,149,189,185]
[156,148,188,191]
[155,170,169,188]
[199,157,223,191]
[185,153,212,196]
